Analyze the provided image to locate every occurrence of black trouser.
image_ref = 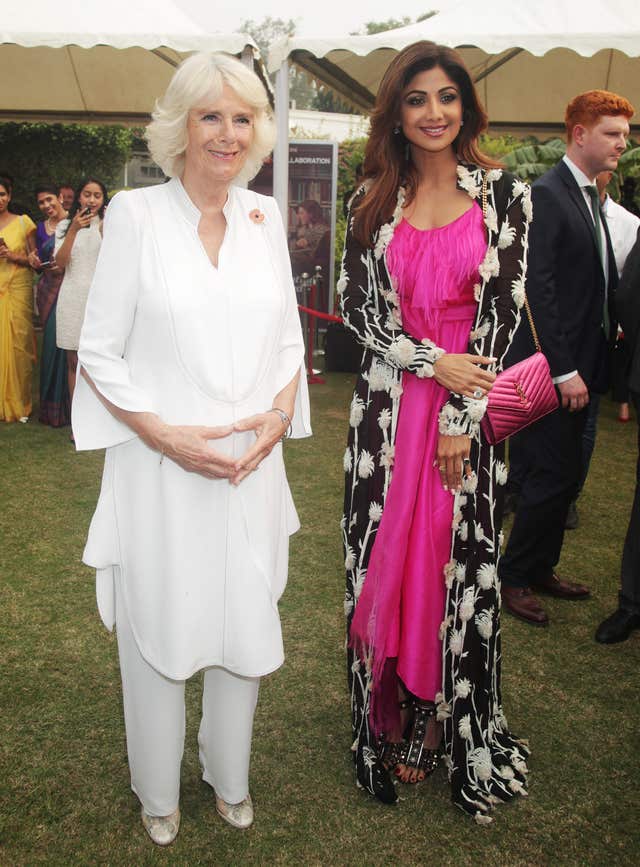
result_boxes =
[620,390,640,614]
[500,405,588,588]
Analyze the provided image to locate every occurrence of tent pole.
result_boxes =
[274,59,289,227]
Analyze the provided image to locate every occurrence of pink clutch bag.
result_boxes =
[480,350,558,445]
[478,173,559,446]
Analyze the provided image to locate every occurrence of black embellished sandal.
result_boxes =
[401,700,441,781]
[379,698,411,772]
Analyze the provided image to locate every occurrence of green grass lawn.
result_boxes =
[1,367,639,866]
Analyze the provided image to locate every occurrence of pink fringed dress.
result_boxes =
[350,203,487,734]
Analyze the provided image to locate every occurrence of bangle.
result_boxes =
[270,407,292,439]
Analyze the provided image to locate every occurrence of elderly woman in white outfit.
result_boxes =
[72,53,311,846]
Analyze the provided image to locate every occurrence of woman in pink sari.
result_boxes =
[340,41,531,821]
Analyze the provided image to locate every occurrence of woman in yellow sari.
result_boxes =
[0,174,37,422]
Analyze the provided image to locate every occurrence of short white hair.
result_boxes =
[145,52,276,183]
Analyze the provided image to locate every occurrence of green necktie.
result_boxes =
[585,185,610,338]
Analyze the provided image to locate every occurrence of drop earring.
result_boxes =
[393,126,401,135]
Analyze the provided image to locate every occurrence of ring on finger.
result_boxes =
[473,388,483,400]
[463,458,471,466]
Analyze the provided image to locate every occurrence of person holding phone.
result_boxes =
[28,185,70,426]
[0,173,37,423]
[55,178,108,413]
[72,53,310,845]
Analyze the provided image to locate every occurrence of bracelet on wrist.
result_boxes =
[270,407,292,440]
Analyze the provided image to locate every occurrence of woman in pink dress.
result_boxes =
[340,41,532,821]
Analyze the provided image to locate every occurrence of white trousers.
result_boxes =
[115,574,260,816]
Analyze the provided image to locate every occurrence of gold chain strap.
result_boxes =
[481,172,540,353]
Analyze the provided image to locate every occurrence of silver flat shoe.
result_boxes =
[141,807,180,846]
[215,793,254,829]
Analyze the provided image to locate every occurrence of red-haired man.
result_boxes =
[500,90,634,626]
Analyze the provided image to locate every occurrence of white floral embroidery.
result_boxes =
[458,520,468,542]
[449,629,464,655]
[349,396,365,428]
[387,336,415,366]
[498,217,516,249]
[455,562,466,583]
[457,165,481,198]
[495,460,508,485]
[389,382,403,400]
[465,396,488,423]
[473,282,482,302]
[522,188,533,222]
[365,360,389,392]
[353,567,366,599]
[368,502,383,522]
[385,313,402,332]
[486,168,503,183]
[336,275,347,295]
[357,450,375,478]
[511,274,526,308]
[379,442,394,469]
[378,408,392,430]
[436,697,452,721]
[439,615,453,639]
[512,178,527,198]
[497,764,515,780]
[455,678,472,699]
[475,607,494,640]
[343,447,353,473]
[470,320,490,342]
[458,713,473,739]
[462,472,478,494]
[476,562,496,590]
[484,204,498,233]
[459,587,476,622]
[469,746,493,781]
[344,547,356,570]
[479,246,500,281]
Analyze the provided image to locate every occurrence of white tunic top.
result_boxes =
[73,179,311,680]
[55,216,103,350]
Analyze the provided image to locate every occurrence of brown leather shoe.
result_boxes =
[501,585,549,626]
[535,572,591,600]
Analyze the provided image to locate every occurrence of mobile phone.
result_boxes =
[39,260,53,268]
[81,206,92,217]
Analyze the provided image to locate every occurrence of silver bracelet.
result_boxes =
[270,407,292,439]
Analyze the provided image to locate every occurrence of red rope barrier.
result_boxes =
[297,304,342,323]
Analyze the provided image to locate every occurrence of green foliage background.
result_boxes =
[0,123,134,219]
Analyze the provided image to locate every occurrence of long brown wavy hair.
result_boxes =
[353,41,501,247]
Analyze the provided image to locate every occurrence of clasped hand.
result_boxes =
[158,411,287,485]
[433,353,496,398]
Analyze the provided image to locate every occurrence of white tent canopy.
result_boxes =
[268,0,640,217]
[0,0,259,123]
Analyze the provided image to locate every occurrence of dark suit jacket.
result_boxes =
[508,159,618,393]
[616,228,640,394]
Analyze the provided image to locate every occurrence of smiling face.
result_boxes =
[399,66,463,159]
[37,191,65,220]
[0,183,10,214]
[574,115,630,178]
[185,84,255,187]
[79,182,104,216]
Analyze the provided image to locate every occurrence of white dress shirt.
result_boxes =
[602,194,640,277]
